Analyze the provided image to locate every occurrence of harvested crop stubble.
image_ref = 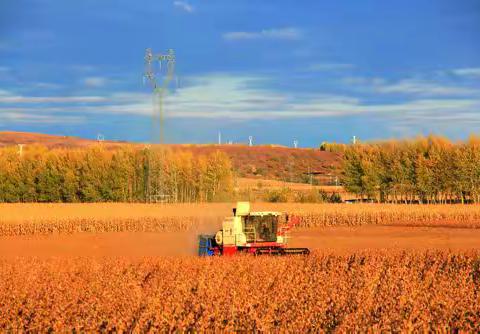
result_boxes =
[0,250,479,332]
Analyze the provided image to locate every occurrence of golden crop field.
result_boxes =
[1,250,479,332]
[2,202,480,236]
[2,202,480,331]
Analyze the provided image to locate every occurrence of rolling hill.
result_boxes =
[0,131,341,183]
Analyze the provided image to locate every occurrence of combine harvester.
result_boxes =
[198,202,309,256]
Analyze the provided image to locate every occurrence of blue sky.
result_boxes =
[0,0,479,146]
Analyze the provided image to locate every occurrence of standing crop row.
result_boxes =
[2,203,480,236]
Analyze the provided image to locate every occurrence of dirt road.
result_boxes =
[1,225,479,258]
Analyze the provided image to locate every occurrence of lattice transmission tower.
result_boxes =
[143,48,176,144]
[142,48,176,203]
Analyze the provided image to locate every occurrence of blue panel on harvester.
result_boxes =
[198,235,215,256]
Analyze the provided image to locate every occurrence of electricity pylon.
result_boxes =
[144,48,176,144]
[142,48,176,203]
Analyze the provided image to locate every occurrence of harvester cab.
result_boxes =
[198,202,309,256]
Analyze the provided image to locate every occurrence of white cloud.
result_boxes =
[0,111,84,124]
[344,77,477,97]
[173,0,194,13]
[151,75,480,122]
[33,82,61,90]
[342,76,386,86]
[223,28,303,41]
[452,68,480,77]
[0,90,106,103]
[71,65,96,73]
[83,76,108,88]
[1,73,480,128]
[307,63,355,72]
[375,79,476,96]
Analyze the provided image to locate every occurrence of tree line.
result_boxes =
[342,136,480,203]
[0,145,233,203]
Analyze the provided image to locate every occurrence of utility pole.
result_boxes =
[218,132,222,145]
[248,136,253,147]
[293,139,298,148]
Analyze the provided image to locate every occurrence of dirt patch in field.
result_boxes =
[289,226,480,253]
[0,232,196,257]
[1,225,479,258]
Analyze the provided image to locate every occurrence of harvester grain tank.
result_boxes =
[198,202,309,256]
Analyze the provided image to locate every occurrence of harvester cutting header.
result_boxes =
[198,202,309,256]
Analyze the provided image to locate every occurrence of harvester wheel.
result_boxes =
[215,231,223,245]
